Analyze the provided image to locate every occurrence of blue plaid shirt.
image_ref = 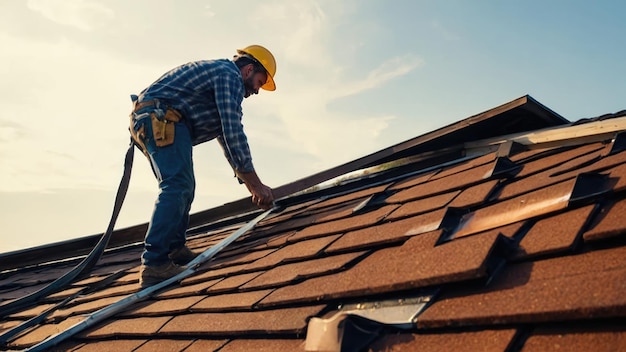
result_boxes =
[138,59,254,173]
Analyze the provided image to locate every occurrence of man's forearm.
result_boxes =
[236,170,274,209]
[236,170,263,189]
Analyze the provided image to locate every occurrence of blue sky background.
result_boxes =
[1,0,624,253]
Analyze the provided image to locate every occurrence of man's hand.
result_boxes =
[250,183,274,209]
[236,170,275,209]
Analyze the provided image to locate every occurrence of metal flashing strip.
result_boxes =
[570,173,612,204]
[496,140,528,158]
[305,291,437,352]
[351,190,393,214]
[25,207,277,352]
[442,173,612,242]
[486,157,523,179]
[337,295,434,327]
[608,131,626,156]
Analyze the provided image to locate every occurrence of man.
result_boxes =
[129,45,276,288]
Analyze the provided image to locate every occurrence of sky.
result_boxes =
[1,0,625,254]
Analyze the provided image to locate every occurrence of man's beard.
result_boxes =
[243,76,256,98]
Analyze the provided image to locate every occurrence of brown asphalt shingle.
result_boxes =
[416,245,626,328]
[521,326,626,352]
[160,305,325,335]
[258,230,502,307]
[368,329,518,352]
[82,316,171,338]
[190,290,273,311]
[583,197,626,242]
[514,204,595,259]
[217,339,305,352]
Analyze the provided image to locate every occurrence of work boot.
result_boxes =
[139,261,187,288]
[169,245,200,265]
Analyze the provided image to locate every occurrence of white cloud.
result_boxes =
[27,0,115,31]
[332,55,424,99]
[0,120,27,143]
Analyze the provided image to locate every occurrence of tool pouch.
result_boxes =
[151,109,182,147]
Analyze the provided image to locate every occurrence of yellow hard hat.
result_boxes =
[237,44,276,91]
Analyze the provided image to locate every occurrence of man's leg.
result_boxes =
[166,154,198,265]
[141,119,194,267]
[167,188,199,265]
[170,167,195,252]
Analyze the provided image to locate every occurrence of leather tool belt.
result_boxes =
[129,100,183,156]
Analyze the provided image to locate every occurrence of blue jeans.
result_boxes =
[131,108,195,266]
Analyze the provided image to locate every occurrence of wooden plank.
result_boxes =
[465,116,626,152]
